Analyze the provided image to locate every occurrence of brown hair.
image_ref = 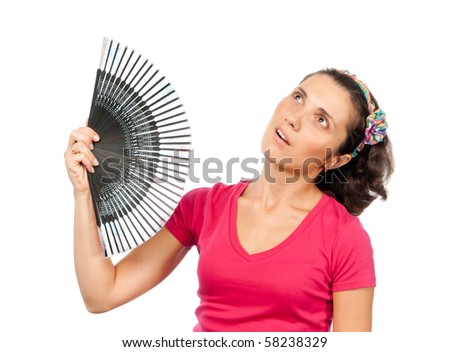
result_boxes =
[304,68,394,216]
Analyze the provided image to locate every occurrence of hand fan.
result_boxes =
[87,38,191,257]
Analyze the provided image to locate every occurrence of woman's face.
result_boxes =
[261,73,355,177]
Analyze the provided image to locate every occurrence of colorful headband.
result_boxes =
[339,70,388,158]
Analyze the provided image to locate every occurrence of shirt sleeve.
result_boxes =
[331,219,376,292]
[164,187,210,249]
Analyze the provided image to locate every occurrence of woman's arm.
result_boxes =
[332,287,374,332]
[66,127,189,313]
[74,192,188,313]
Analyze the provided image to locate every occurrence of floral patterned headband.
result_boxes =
[340,70,388,158]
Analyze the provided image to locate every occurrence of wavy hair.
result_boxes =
[304,68,394,216]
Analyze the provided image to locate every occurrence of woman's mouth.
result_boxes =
[275,128,290,146]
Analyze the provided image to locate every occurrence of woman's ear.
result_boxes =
[327,154,352,170]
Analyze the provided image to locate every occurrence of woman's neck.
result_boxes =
[244,161,323,211]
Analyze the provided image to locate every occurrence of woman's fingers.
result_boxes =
[68,127,100,150]
[72,152,95,174]
[66,126,101,175]
[71,141,99,173]
[65,125,101,193]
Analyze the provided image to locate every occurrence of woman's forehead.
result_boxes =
[298,74,355,124]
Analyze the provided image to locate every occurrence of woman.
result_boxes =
[65,68,393,332]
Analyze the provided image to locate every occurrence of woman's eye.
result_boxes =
[292,89,303,101]
[293,93,302,101]
[317,116,328,127]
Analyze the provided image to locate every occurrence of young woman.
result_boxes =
[65,68,393,332]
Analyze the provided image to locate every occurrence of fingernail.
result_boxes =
[90,143,94,150]
[91,167,95,173]
[93,135,100,142]
[93,158,99,166]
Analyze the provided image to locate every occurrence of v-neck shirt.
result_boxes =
[165,181,375,332]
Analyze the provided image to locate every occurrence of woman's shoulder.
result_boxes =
[318,195,373,264]
[320,193,364,233]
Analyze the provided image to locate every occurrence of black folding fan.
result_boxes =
[87,38,191,257]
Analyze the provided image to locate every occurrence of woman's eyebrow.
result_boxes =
[298,87,336,128]
[298,87,308,98]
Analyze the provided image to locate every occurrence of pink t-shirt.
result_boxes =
[165,181,375,332]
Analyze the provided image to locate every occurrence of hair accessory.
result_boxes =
[339,70,388,157]
[351,109,388,157]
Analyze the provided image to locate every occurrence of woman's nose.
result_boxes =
[285,112,301,131]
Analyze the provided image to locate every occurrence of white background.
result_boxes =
[1,0,449,351]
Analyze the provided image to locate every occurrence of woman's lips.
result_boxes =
[274,128,290,146]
